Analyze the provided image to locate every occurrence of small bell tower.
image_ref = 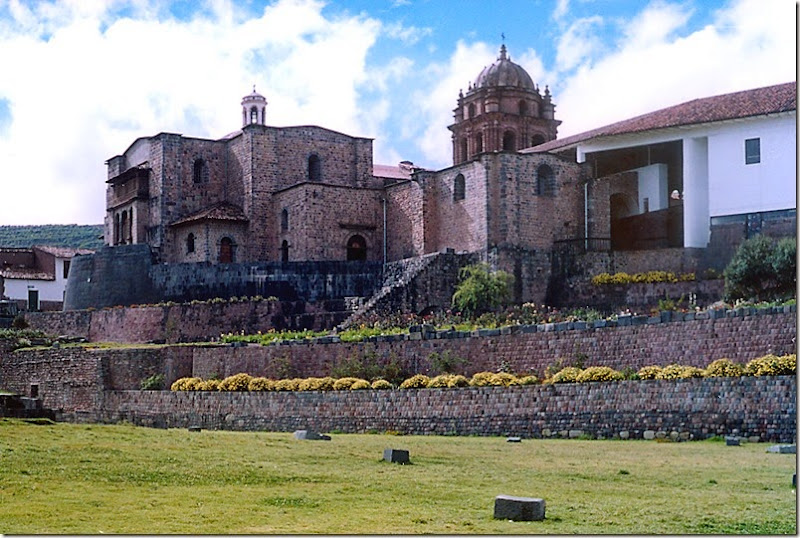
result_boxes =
[241,86,267,126]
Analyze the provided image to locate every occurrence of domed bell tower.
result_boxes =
[242,86,267,126]
[449,45,560,165]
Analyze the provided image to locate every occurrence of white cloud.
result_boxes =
[552,0,569,21]
[553,0,796,137]
[0,0,383,224]
[555,15,604,71]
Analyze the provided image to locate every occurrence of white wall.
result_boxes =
[683,137,710,248]
[4,258,70,308]
[634,163,668,213]
[707,114,796,217]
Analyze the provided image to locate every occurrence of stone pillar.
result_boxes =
[682,136,710,248]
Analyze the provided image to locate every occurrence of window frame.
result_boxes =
[744,137,760,165]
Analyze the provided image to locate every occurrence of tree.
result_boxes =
[723,235,796,302]
[451,263,513,317]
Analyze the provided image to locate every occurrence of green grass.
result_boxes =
[0,419,795,534]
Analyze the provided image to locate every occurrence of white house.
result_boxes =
[527,81,796,251]
[0,246,94,311]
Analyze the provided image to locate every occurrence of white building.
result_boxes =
[528,81,796,252]
[0,247,93,311]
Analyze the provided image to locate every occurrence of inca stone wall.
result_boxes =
[98,376,797,443]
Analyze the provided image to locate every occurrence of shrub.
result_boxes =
[704,359,744,377]
[248,377,274,391]
[516,375,539,385]
[332,377,363,390]
[550,366,583,383]
[371,379,393,390]
[451,263,513,317]
[576,366,623,383]
[427,374,454,388]
[273,378,301,391]
[637,366,662,380]
[349,379,371,390]
[447,374,470,388]
[489,372,518,386]
[656,364,703,380]
[298,377,335,391]
[399,374,430,389]
[199,379,220,391]
[170,377,201,391]
[745,354,796,376]
[469,371,496,387]
[140,373,165,391]
[218,373,253,391]
[723,235,797,302]
[429,350,465,374]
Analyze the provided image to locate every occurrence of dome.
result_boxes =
[241,85,266,104]
[473,45,535,91]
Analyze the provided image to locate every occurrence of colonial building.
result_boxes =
[69,47,794,312]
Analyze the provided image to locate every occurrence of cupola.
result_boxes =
[241,86,267,126]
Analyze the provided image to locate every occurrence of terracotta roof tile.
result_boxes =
[33,246,94,258]
[0,268,54,280]
[528,81,796,153]
[170,202,249,227]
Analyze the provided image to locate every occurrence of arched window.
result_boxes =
[281,208,289,232]
[114,212,121,245]
[186,233,195,253]
[346,235,367,261]
[126,209,133,243]
[120,211,128,245]
[460,138,468,161]
[249,106,259,124]
[502,131,516,152]
[193,158,208,183]
[518,100,528,116]
[281,240,289,263]
[219,237,234,263]
[536,164,556,196]
[308,154,321,182]
[453,174,466,201]
[475,132,483,154]
[530,134,546,147]
[467,103,476,118]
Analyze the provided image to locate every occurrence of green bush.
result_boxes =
[248,377,274,391]
[744,354,796,376]
[451,263,513,317]
[140,374,165,391]
[218,373,253,391]
[637,366,662,380]
[399,374,430,389]
[551,366,582,383]
[576,366,623,383]
[371,379,393,390]
[703,359,744,377]
[723,235,797,302]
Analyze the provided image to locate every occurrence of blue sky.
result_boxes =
[0,0,794,225]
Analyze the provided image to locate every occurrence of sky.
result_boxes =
[0,0,795,225]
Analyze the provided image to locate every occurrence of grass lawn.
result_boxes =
[0,418,795,534]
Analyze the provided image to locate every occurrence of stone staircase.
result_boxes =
[337,250,478,330]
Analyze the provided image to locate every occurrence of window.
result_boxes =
[219,237,234,263]
[27,289,39,312]
[308,154,321,181]
[530,134,546,147]
[453,174,466,201]
[643,197,650,213]
[475,133,483,154]
[460,138,468,160]
[186,233,195,253]
[536,164,556,196]
[502,131,516,151]
[281,240,289,263]
[745,138,760,164]
[250,106,259,124]
[193,158,208,183]
[281,209,289,232]
[63,260,71,279]
[346,235,367,261]
[518,100,528,116]
[468,103,476,118]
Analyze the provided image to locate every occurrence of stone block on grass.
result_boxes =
[494,495,545,521]
[766,444,796,454]
[383,448,410,464]
[293,430,331,441]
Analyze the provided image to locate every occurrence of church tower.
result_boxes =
[241,86,267,126]
[449,45,560,165]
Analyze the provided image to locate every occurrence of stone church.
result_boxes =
[100,45,586,306]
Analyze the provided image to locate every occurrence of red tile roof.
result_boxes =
[0,268,53,281]
[170,203,249,227]
[528,81,796,153]
[33,246,94,258]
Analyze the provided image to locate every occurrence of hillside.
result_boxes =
[0,225,104,250]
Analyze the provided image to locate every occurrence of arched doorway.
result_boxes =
[219,237,234,263]
[346,235,367,261]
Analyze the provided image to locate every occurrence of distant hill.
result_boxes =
[0,225,104,250]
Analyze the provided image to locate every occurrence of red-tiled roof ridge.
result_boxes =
[526,81,796,153]
[33,246,94,258]
[170,202,249,227]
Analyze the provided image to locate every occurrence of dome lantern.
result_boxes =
[241,85,267,127]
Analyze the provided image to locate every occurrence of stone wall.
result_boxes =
[97,376,796,443]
